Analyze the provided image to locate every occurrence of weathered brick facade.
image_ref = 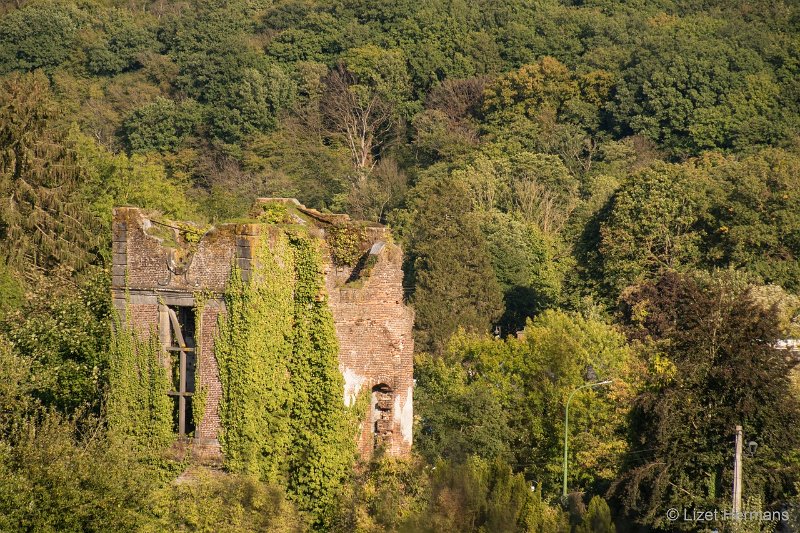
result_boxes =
[111,200,414,461]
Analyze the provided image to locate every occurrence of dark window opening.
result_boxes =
[171,396,194,435]
[165,305,196,439]
[372,384,393,450]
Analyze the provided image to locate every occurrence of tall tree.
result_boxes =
[612,271,800,530]
[407,173,504,353]
[596,161,714,297]
[321,65,396,181]
[0,71,97,269]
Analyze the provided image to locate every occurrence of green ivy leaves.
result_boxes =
[215,228,356,528]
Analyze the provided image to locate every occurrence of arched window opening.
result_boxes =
[371,384,393,449]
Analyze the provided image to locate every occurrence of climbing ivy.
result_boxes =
[286,232,354,527]
[191,291,212,433]
[215,227,296,481]
[214,226,358,528]
[326,223,365,267]
[107,314,173,454]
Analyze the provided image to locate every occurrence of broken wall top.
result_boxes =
[112,198,392,295]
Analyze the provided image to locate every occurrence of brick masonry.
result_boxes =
[111,201,414,461]
[326,245,415,457]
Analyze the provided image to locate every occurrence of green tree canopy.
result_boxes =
[417,310,637,499]
[610,15,790,154]
[596,160,714,297]
[613,271,800,530]
[706,148,800,291]
[406,173,504,353]
[0,2,83,74]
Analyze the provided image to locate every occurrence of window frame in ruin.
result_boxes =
[163,305,196,440]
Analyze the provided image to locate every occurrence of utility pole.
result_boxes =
[733,425,743,515]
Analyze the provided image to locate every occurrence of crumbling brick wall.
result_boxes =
[111,201,414,461]
[325,242,415,457]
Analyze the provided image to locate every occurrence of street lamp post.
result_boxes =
[562,379,613,498]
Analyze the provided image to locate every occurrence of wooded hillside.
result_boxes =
[1,0,799,531]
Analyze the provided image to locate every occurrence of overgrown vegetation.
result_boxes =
[2,0,800,530]
[215,231,296,480]
[326,223,366,267]
[107,315,174,455]
[215,226,355,527]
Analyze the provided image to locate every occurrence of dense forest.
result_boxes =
[1,0,800,531]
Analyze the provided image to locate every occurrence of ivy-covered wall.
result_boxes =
[216,228,295,480]
[107,315,173,454]
[214,226,357,526]
[109,200,415,524]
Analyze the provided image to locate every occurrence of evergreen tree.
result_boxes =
[407,174,504,353]
[575,496,615,533]
[0,71,98,269]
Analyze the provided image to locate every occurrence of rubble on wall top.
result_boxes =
[113,199,391,254]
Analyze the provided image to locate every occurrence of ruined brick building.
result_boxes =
[111,199,414,460]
